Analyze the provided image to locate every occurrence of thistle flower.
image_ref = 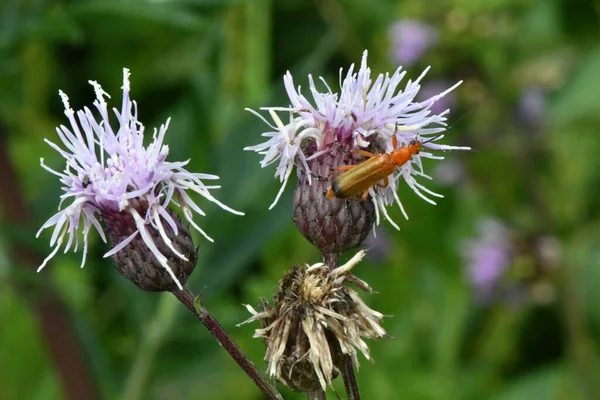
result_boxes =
[388,20,438,66]
[245,50,468,253]
[37,69,243,291]
[240,250,385,392]
[462,218,513,302]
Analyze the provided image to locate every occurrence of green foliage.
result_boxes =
[1,0,599,399]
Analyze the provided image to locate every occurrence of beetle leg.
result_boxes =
[392,122,400,148]
[331,165,355,173]
[344,189,370,202]
[327,164,355,178]
[352,149,376,159]
[376,176,389,188]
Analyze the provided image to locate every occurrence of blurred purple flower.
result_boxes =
[432,158,465,186]
[517,85,546,129]
[462,218,513,302]
[418,81,457,115]
[389,20,438,66]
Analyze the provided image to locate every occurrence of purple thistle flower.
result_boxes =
[388,20,438,66]
[517,85,546,129]
[245,50,469,231]
[37,68,243,290]
[462,218,513,302]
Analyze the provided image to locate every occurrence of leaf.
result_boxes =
[491,365,575,400]
[69,0,209,31]
[550,47,600,126]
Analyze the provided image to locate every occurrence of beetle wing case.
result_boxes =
[332,155,394,198]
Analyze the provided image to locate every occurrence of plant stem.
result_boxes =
[306,389,327,400]
[322,252,362,400]
[323,252,339,269]
[172,288,283,400]
[121,293,178,400]
[341,354,361,400]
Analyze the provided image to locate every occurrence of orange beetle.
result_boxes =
[326,131,439,200]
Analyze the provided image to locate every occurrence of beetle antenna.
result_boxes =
[421,110,471,144]
[421,132,445,144]
[446,110,471,132]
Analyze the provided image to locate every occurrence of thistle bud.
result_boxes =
[292,142,375,254]
[105,200,197,292]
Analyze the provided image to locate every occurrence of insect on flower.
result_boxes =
[326,127,444,201]
[246,50,470,231]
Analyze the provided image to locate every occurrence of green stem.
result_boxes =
[120,293,179,400]
[560,263,599,400]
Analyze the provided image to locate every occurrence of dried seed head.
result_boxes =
[240,250,386,392]
[105,198,197,292]
[292,142,376,254]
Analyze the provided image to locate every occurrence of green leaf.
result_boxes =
[69,0,209,31]
[550,47,600,126]
[492,365,577,400]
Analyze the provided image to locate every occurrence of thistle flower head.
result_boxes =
[37,68,243,290]
[246,50,469,232]
[240,250,386,392]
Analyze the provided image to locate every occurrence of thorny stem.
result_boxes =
[306,389,327,400]
[322,251,362,400]
[172,288,284,400]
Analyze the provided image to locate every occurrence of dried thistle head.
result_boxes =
[240,250,386,392]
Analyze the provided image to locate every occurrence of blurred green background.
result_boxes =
[1,0,600,399]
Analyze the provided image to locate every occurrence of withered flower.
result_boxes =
[240,250,386,392]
